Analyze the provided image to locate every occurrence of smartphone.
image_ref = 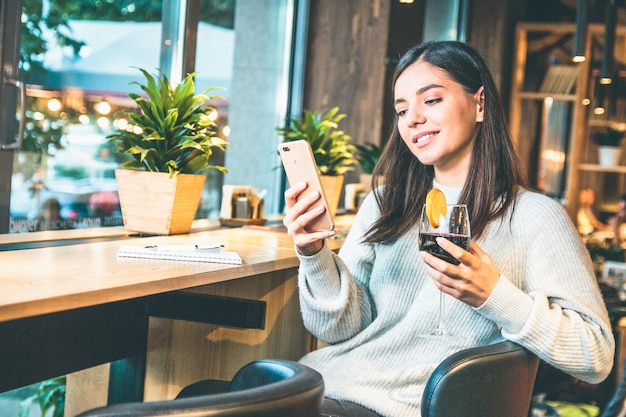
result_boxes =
[278,140,335,232]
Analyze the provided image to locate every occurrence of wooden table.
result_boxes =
[0,222,349,414]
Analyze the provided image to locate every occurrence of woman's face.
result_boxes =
[393,60,484,182]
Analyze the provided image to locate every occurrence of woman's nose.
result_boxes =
[404,106,426,127]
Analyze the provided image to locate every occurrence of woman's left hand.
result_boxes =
[420,239,500,308]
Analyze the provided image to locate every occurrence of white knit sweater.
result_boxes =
[296,185,615,417]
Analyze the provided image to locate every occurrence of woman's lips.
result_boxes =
[413,132,437,145]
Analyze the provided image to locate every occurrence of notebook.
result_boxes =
[117,244,243,265]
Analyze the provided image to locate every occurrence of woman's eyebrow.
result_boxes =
[417,83,444,94]
[394,83,444,106]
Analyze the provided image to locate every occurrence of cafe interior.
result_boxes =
[1,0,626,415]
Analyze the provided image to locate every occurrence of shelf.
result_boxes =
[589,119,623,127]
[510,22,626,223]
[517,91,577,101]
[578,164,626,174]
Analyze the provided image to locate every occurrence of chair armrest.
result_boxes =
[421,340,539,417]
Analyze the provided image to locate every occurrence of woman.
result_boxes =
[577,187,611,236]
[282,41,614,417]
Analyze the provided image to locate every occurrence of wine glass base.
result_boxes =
[414,333,459,340]
[417,327,465,340]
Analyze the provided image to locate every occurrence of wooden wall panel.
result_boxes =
[304,0,391,185]
[468,0,528,109]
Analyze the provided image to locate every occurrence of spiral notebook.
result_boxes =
[117,244,243,265]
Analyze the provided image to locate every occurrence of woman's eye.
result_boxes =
[425,98,442,105]
[396,109,407,117]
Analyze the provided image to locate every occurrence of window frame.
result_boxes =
[0,0,25,234]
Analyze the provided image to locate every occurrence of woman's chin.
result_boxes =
[415,153,438,167]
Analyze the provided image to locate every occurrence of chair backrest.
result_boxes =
[75,359,324,417]
[421,340,539,417]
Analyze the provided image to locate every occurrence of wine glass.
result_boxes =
[418,204,471,336]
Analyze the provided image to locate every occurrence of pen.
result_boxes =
[144,244,224,252]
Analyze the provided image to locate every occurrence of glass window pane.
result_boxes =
[193,0,236,220]
[216,0,294,217]
[10,0,166,233]
[6,0,295,234]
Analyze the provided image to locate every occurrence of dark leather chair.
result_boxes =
[75,359,324,417]
[421,340,540,417]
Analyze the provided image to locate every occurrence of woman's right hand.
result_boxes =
[283,181,336,256]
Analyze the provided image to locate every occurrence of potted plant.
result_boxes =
[107,68,228,235]
[354,141,382,191]
[592,124,626,166]
[276,107,357,217]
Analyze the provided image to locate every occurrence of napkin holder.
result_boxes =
[219,185,267,226]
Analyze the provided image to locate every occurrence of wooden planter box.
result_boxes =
[115,169,206,235]
[320,175,344,219]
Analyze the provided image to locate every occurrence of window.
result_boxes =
[0,0,301,235]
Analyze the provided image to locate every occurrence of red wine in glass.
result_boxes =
[418,203,470,337]
[418,232,470,265]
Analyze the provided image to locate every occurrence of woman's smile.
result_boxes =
[413,131,438,146]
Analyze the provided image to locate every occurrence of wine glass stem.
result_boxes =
[437,291,446,334]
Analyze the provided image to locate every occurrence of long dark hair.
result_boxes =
[364,40,526,244]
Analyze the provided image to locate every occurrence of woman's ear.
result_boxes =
[475,86,485,123]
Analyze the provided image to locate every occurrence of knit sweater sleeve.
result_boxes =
[476,192,614,383]
[296,193,379,344]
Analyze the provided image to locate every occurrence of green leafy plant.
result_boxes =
[107,68,228,177]
[18,376,66,417]
[592,125,626,147]
[354,142,382,175]
[276,107,357,176]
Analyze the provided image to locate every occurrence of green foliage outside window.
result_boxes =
[21,0,236,84]
[42,0,235,27]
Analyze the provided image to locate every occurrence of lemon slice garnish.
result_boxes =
[425,188,447,228]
